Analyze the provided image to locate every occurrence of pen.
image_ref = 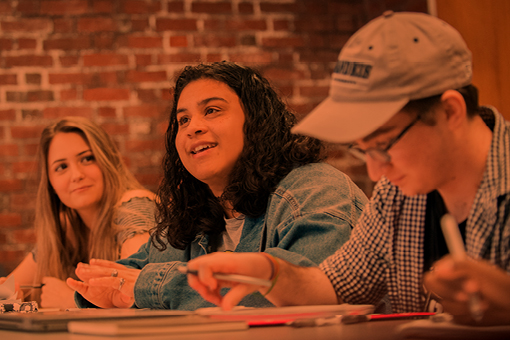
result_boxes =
[440,214,484,322]
[20,284,45,289]
[341,312,435,324]
[178,265,272,287]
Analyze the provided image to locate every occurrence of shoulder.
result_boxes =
[118,189,156,205]
[268,163,368,215]
[277,163,351,189]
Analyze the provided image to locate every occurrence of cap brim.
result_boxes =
[291,97,409,143]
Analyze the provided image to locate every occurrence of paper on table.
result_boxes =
[0,276,17,300]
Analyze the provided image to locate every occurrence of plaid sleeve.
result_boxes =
[319,179,397,305]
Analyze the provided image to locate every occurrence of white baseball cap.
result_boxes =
[292,11,472,143]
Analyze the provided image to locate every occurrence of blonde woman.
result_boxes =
[0,117,156,309]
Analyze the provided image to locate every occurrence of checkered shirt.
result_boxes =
[320,106,510,313]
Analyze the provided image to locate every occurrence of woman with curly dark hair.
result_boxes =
[68,62,368,310]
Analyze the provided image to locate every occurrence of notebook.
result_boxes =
[0,308,191,332]
[67,315,248,336]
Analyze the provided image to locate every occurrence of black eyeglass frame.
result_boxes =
[348,115,421,163]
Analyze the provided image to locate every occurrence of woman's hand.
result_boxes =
[186,252,273,310]
[40,277,77,309]
[423,255,510,326]
[66,259,140,308]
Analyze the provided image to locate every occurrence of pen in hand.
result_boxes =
[20,284,45,289]
[440,214,484,322]
[178,265,272,287]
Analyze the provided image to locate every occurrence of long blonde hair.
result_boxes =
[34,117,143,281]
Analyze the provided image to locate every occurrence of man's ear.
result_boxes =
[440,90,467,128]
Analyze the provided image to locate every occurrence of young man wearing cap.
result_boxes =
[184,11,510,325]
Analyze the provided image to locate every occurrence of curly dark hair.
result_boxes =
[153,62,325,251]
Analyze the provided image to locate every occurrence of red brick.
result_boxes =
[49,73,93,85]
[0,179,23,191]
[5,55,53,67]
[23,143,40,156]
[169,35,188,47]
[238,2,254,14]
[167,1,184,12]
[101,123,129,135]
[92,0,115,13]
[10,193,37,210]
[98,106,116,118]
[78,17,116,32]
[1,18,51,32]
[21,109,43,121]
[137,89,158,102]
[295,18,335,32]
[60,55,80,67]
[194,34,236,48]
[261,36,306,48]
[263,67,307,81]
[0,109,16,121]
[135,54,152,65]
[60,89,78,100]
[0,144,19,157]
[122,0,161,14]
[44,37,91,50]
[191,2,232,13]
[6,92,25,102]
[273,19,290,31]
[0,38,13,50]
[125,139,163,152]
[225,19,266,31]
[40,0,89,15]
[156,18,197,31]
[124,105,164,118]
[12,161,38,174]
[83,53,129,66]
[98,71,119,84]
[125,70,167,83]
[83,88,130,101]
[43,106,94,118]
[0,1,12,13]
[0,74,17,85]
[205,53,223,62]
[162,87,174,100]
[53,18,74,33]
[27,91,54,102]
[157,53,201,63]
[13,229,36,244]
[94,33,116,49]
[131,19,149,31]
[229,52,273,64]
[27,75,46,88]
[127,36,162,48]
[16,0,40,15]
[18,38,37,49]
[260,2,297,13]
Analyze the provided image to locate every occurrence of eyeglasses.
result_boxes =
[348,115,420,163]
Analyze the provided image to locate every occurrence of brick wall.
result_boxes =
[0,0,427,274]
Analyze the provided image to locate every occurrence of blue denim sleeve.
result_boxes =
[262,163,368,267]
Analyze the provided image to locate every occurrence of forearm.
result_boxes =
[262,258,339,307]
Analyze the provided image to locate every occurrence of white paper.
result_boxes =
[0,276,18,300]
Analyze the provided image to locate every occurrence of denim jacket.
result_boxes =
[77,163,367,310]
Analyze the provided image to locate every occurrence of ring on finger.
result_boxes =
[118,278,125,291]
[111,269,118,277]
